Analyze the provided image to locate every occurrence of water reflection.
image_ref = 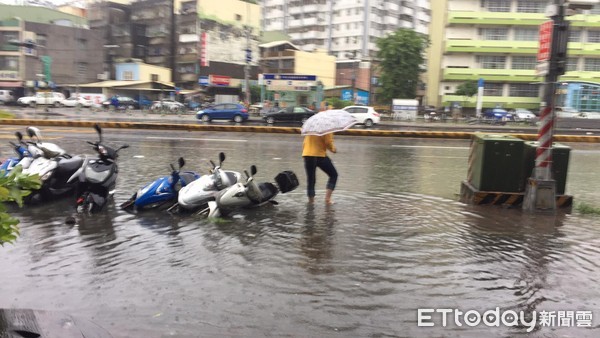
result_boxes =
[299,204,336,274]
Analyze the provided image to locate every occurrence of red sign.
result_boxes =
[537,21,553,62]
[200,32,209,67]
[209,75,231,86]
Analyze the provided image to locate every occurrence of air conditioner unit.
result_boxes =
[97,73,108,80]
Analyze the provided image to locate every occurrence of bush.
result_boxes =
[0,166,41,245]
[325,98,354,109]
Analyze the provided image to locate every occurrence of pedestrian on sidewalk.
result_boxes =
[302,132,338,205]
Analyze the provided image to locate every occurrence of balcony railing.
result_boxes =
[445,39,537,54]
[261,50,296,58]
[443,68,537,82]
[448,11,543,26]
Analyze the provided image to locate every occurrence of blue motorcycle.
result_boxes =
[121,157,200,212]
[0,131,30,176]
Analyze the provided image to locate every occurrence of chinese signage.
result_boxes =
[341,89,369,105]
[0,71,19,80]
[209,74,230,86]
[263,74,317,81]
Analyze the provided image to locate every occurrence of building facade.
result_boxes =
[261,0,430,60]
[0,5,103,94]
[428,0,600,112]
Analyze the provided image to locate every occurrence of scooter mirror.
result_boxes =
[26,126,41,140]
[15,131,23,141]
[250,165,257,176]
[219,152,225,164]
[94,123,102,135]
[178,157,185,168]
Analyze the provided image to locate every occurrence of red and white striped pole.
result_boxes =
[534,103,554,180]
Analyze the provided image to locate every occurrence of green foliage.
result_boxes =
[376,29,430,102]
[0,109,15,119]
[575,202,600,215]
[325,98,353,109]
[250,85,261,104]
[455,81,479,98]
[0,166,41,246]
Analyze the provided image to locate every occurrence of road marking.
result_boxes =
[146,136,247,142]
[391,145,470,150]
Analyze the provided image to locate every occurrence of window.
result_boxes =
[511,56,536,70]
[479,55,506,69]
[480,28,508,40]
[483,83,503,96]
[236,14,242,21]
[514,28,538,41]
[483,0,510,12]
[567,58,578,71]
[569,30,581,42]
[123,71,134,80]
[509,84,539,97]
[587,30,600,43]
[77,62,87,77]
[516,0,546,13]
[77,38,87,50]
[584,58,600,71]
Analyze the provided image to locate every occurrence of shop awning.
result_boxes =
[0,81,21,88]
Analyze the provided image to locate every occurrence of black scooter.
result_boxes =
[67,124,129,213]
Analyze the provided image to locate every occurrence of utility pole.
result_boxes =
[244,2,251,106]
[170,0,177,85]
[523,0,597,212]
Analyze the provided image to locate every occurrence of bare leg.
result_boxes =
[325,189,334,205]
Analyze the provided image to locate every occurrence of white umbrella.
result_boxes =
[300,109,357,136]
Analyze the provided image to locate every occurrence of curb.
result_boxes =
[2,118,600,143]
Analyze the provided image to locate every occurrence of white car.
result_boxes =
[511,108,536,121]
[342,105,381,127]
[61,96,93,108]
[150,100,186,112]
[17,92,65,107]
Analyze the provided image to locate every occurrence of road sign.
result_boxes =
[538,21,553,62]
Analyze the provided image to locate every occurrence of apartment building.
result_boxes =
[428,0,600,112]
[261,0,430,60]
[0,5,103,93]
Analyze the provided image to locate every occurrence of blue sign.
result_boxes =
[198,76,209,86]
[341,89,369,105]
[245,48,252,63]
[263,74,317,81]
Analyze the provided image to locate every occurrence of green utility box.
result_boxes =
[468,134,525,192]
[522,142,571,195]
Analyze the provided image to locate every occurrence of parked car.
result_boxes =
[342,105,381,127]
[150,100,186,112]
[510,108,536,121]
[263,106,316,124]
[483,108,513,121]
[102,96,139,110]
[196,103,249,123]
[17,92,65,107]
[137,95,153,109]
[61,96,93,108]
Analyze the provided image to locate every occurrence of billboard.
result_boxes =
[341,89,369,105]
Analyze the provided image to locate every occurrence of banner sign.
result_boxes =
[263,74,317,81]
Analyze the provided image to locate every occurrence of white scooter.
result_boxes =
[206,165,299,218]
[171,152,243,213]
[21,127,84,203]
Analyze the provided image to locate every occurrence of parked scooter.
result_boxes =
[171,152,243,213]
[67,124,129,213]
[120,157,200,212]
[21,127,84,203]
[206,165,299,218]
[0,131,30,176]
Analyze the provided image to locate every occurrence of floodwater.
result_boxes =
[1,130,600,337]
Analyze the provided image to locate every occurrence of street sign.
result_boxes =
[538,21,554,62]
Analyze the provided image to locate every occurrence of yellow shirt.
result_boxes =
[302,134,336,157]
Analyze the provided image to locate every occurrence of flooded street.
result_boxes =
[1,129,600,337]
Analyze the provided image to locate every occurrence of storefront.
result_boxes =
[557,81,600,112]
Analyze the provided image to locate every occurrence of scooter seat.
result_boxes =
[57,156,84,174]
[258,182,278,201]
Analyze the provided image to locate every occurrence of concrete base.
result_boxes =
[523,178,557,213]
[460,180,572,210]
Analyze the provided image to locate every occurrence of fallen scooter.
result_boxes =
[68,124,129,213]
[121,157,200,212]
[171,152,243,213]
[206,165,299,218]
[21,127,84,203]
[0,131,30,176]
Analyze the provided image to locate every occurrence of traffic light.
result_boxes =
[245,48,251,63]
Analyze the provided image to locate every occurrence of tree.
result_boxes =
[376,29,429,102]
[0,166,41,245]
[455,80,478,99]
